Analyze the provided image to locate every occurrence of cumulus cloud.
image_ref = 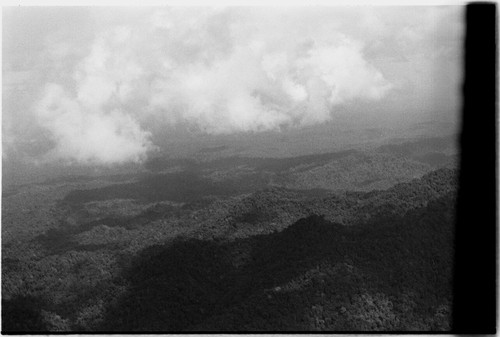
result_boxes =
[32,7,393,164]
[144,8,392,134]
[3,6,460,165]
[33,26,155,165]
[36,83,154,165]
[148,32,391,133]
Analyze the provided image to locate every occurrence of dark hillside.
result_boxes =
[2,167,457,332]
[98,192,455,331]
[191,168,457,240]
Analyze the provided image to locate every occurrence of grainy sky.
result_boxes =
[3,6,464,165]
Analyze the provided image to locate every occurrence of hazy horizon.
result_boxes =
[3,6,463,184]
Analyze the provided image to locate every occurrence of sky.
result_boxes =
[3,6,464,167]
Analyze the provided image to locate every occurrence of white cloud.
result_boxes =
[4,6,462,165]
[36,83,154,165]
[144,8,393,134]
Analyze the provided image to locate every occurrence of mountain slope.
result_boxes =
[98,191,455,331]
[191,167,457,239]
[2,167,457,332]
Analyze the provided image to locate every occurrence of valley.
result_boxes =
[2,132,458,332]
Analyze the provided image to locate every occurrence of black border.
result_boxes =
[452,2,497,334]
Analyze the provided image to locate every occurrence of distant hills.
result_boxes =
[191,167,457,240]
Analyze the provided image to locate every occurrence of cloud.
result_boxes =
[36,83,154,165]
[3,6,461,165]
[147,8,393,132]
[33,26,155,165]
[148,31,392,132]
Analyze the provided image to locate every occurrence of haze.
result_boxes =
[3,6,463,183]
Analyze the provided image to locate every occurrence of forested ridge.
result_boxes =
[2,167,457,332]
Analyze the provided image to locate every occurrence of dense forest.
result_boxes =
[2,166,457,332]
